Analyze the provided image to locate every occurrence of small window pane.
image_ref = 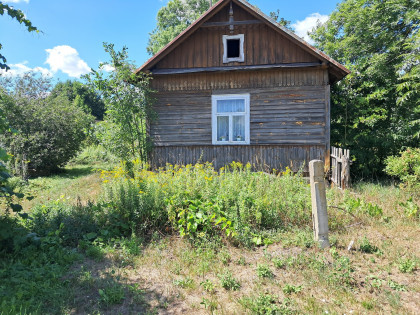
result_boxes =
[232,115,245,141]
[227,39,240,58]
[217,116,229,141]
[217,99,245,113]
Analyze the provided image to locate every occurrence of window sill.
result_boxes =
[222,58,245,63]
[214,141,249,145]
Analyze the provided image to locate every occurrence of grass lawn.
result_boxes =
[1,161,419,314]
[14,164,106,211]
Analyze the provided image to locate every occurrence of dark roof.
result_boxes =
[136,0,350,83]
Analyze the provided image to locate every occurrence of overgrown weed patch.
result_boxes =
[1,161,419,314]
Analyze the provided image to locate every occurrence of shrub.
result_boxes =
[342,195,383,218]
[0,74,93,175]
[69,144,118,166]
[399,198,419,218]
[385,148,420,192]
[100,161,312,245]
[84,44,156,162]
[25,201,101,247]
[50,80,105,120]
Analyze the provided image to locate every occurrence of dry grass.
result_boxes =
[7,164,419,314]
[64,182,420,314]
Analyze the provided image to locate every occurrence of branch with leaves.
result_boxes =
[84,43,156,164]
[0,1,40,70]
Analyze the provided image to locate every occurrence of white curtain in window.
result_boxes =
[217,99,245,113]
[232,115,245,141]
[217,116,229,141]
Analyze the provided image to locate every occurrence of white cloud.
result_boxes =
[45,45,90,78]
[0,61,52,77]
[101,64,115,72]
[0,45,90,79]
[2,0,29,3]
[292,13,329,44]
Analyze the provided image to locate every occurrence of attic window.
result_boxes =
[227,39,240,58]
[223,34,244,63]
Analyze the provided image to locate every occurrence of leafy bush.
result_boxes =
[342,195,383,218]
[84,44,155,162]
[0,74,93,175]
[100,161,312,245]
[399,198,419,218]
[25,201,102,247]
[50,80,105,120]
[69,144,118,166]
[385,148,420,192]
[170,198,235,240]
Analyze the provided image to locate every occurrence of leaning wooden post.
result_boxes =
[309,160,330,248]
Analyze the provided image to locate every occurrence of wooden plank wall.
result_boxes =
[150,145,326,172]
[151,68,329,91]
[151,84,328,147]
[153,2,319,70]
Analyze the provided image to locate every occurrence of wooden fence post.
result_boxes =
[309,160,330,248]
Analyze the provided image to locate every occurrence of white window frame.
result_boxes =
[222,34,245,63]
[212,94,250,145]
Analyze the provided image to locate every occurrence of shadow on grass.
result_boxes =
[0,240,167,315]
[26,165,96,181]
[65,256,163,315]
[61,165,96,179]
[0,199,173,315]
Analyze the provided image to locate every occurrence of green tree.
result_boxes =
[50,80,106,120]
[0,2,39,70]
[311,0,420,177]
[0,73,93,176]
[269,9,294,31]
[84,43,155,163]
[147,0,210,55]
[0,93,25,214]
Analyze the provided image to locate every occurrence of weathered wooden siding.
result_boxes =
[150,145,325,172]
[151,68,329,91]
[153,2,320,70]
[151,84,328,147]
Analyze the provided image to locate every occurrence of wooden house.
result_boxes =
[136,0,350,172]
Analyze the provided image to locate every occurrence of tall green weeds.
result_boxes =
[100,162,311,244]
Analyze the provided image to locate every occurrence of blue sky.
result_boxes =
[0,0,339,81]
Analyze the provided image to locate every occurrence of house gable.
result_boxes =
[153,2,320,70]
[137,0,350,83]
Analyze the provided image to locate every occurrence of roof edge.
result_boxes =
[135,0,226,74]
[136,0,350,80]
